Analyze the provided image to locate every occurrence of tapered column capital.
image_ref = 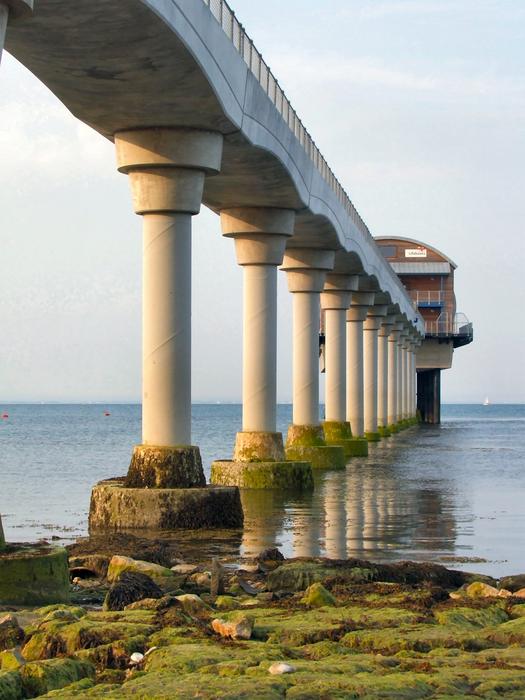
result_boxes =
[363,317,382,332]
[345,291,375,322]
[281,247,335,293]
[115,128,223,215]
[221,208,294,266]
[321,290,351,311]
[378,315,396,337]
[324,273,360,292]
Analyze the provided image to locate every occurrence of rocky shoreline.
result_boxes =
[1,537,525,699]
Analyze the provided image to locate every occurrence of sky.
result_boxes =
[1,0,524,404]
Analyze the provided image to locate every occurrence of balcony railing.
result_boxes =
[409,290,445,308]
[425,312,473,340]
[202,0,374,244]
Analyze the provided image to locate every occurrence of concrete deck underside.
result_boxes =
[5,0,421,322]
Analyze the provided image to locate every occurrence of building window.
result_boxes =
[379,245,396,258]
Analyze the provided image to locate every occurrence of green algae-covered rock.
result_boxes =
[342,622,489,655]
[0,547,70,607]
[75,634,146,671]
[19,658,94,697]
[107,556,177,589]
[435,605,509,628]
[267,562,376,592]
[301,583,336,608]
[175,594,210,617]
[0,650,24,673]
[39,677,96,697]
[120,672,287,699]
[214,595,239,611]
[22,617,156,661]
[0,670,22,700]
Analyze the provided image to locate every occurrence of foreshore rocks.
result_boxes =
[2,549,525,698]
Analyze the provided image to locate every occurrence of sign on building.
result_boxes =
[405,247,427,258]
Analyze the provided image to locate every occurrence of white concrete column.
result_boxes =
[363,306,387,439]
[396,333,406,423]
[387,325,402,426]
[399,333,410,421]
[346,292,375,438]
[115,128,223,447]
[281,249,335,427]
[377,316,394,431]
[221,208,294,462]
[321,274,359,427]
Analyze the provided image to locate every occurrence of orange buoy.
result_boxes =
[1,413,8,419]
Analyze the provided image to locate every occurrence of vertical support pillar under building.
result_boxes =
[345,292,375,456]
[363,305,387,441]
[417,369,441,424]
[281,249,346,470]
[321,274,362,457]
[377,316,394,436]
[387,324,402,431]
[211,208,313,490]
[114,128,223,482]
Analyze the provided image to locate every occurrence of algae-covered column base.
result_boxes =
[281,249,345,470]
[211,209,313,490]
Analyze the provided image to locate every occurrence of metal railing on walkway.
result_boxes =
[202,0,373,243]
[409,290,445,307]
[425,313,473,340]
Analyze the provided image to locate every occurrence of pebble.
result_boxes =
[268,662,296,675]
[129,652,144,665]
[171,564,198,575]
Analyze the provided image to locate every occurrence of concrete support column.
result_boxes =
[377,316,395,436]
[211,209,313,490]
[281,250,345,470]
[346,292,375,440]
[403,337,411,420]
[387,326,401,429]
[363,305,387,441]
[115,128,223,481]
[397,332,407,427]
[320,274,363,458]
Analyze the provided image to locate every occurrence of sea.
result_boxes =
[1,403,524,578]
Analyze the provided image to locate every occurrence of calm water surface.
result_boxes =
[1,404,524,577]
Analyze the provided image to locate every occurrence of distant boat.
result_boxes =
[483,397,490,406]
[104,410,111,417]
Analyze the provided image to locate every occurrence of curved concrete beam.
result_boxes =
[6,0,422,329]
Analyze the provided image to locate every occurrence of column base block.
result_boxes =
[234,431,285,461]
[89,479,243,530]
[285,444,346,470]
[365,431,382,442]
[323,420,353,443]
[126,445,206,489]
[340,437,369,457]
[378,426,391,437]
[210,460,313,490]
[388,423,401,433]
[0,546,70,606]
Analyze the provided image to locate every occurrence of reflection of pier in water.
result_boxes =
[240,437,459,562]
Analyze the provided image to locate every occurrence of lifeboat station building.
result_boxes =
[375,237,473,424]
